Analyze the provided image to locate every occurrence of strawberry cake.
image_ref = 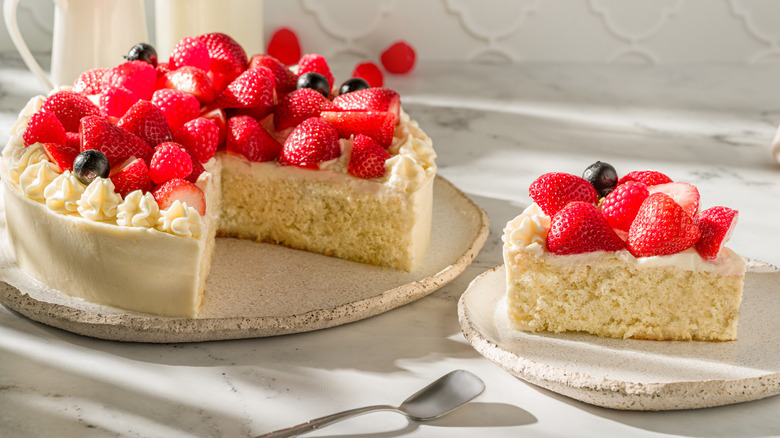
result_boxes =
[1,34,436,317]
[502,162,745,341]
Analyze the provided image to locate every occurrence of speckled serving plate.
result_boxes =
[458,263,780,411]
[0,176,489,343]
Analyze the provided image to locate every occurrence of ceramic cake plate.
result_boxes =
[0,176,489,343]
[458,263,780,411]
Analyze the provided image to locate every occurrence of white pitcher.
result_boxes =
[4,0,148,91]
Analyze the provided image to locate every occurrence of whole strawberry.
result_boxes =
[117,100,174,148]
[694,206,738,260]
[215,66,275,111]
[297,53,335,90]
[101,60,157,100]
[226,115,282,162]
[281,118,340,168]
[198,32,248,92]
[333,88,400,117]
[99,86,140,119]
[23,110,67,147]
[40,91,101,132]
[266,27,301,66]
[529,172,598,217]
[249,54,297,94]
[174,117,220,163]
[381,41,416,74]
[627,192,701,257]
[151,88,201,132]
[600,181,649,232]
[547,202,627,255]
[273,88,337,131]
[72,67,107,95]
[149,142,193,184]
[156,66,217,104]
[80,115,153,165]
[169,36,211,71]
[110,157,152,197]
[348,135,390,179]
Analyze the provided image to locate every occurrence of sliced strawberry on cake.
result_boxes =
[156,66,217,104]
[297,53,335,91]
[226,115,282,162]
[618,170,673,187]
[215,67,275,113]
[111,157,152,197]
[148,142,193,184]
[152,178,206,215]
[333,88,400,117]
[198,32,248,92]
[151,88,201,133]
[529,172,598,217]
[42,142,80,172]
[647,182,700,217]
[23,110,67,147]
[319,110,396,149]
[175,117,220,163]
[80,115,154,166]
[600,181,649,232]
[101,60,157,101]
[348,134,390,179]
[694,206,739,260]
[117,100,174,148]
[273,88,337,131]
[168,36,211,71]
[248,54,297,94]
[99,86,141,119]
[72,67,107,95]
[280,117,340,168]
[40,91,101,132]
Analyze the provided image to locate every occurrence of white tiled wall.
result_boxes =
[3,0,780,64]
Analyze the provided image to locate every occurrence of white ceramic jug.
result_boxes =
[4,0,148,91]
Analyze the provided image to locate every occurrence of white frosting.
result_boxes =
[503,202,746,276]
[382,110,437,192]
[6,143,49,184]
[156,200,203,238]
[18,160,60,202]
[77,178,122,221]
[117,190,161,228]
[44,171,86,214]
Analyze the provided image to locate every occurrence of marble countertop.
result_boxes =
[1,54,779,437]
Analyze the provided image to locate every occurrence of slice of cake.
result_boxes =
[1,34,435,317]
[503,163,745,341]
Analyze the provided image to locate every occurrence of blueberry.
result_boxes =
[297,72,330,97]
[582,161,618,197]
[125,43,158,67]
[338,78,370,96]
[73,150,110,185]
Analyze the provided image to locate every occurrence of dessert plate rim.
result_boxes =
[458,263,780,411]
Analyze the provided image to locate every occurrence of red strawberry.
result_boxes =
[169,36,211,71]
[348,135,390,179]
[40,91,101,133]
[618,170,673,187]
[185,149,206,184]
[201,107,227,148]
[117,99,174,148]
[73,67,107,95]
[151,88,201,132]
[23,110,67,147]
[42,142,79,172]
[174,117,219,163]
[627,193,701,257]
[529,172,598,217]
[547,202,627,255]
[226,115,282,162]
[332,88,400,117]
[280,118,340,168]
[273,88,337,131]
[297,53,334,90]
[381,41,416,74]
[156,66,217,104]
[156,62,172,78]
[198,32,248,92]
[110,157,151,197]
[352,62,384,88]
[65,132,80,151]
[152,178,206,216]
[215,66,275,111]
[694,207,738,260]
[148,142,193,184]
[647,182,700,218]
[266,27,301,66]
[101,60,157,100]
[319,110,396,148]
[80,115,153,166]
[248,54,297,94]
[99,86,140,118]
[600,181,649,232]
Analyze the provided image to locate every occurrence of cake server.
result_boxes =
[255,369,485,438]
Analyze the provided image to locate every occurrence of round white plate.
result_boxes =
[458,264,780,411]
[0,176,488,343]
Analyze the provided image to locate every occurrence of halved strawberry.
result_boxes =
[151,88,201,132]
[348,135,390,179]
[201,107,228,148]
[110,157,151,197]
[226,115,282,162]
[169,36,211,71]
[248,54,297,94]
[333,88,400,118]
[215,66,275,111]
[152,178,206,215]
[627,192,701,257]
[175,117,219,163]
[647,182,700,217]
[117,99,174,148]
[41,91,101,132]
[42,142,79,172]
[266,27,301,66]
[156,66,217,104]
[23,110,67,147]
[101,60,157,101]
[297,53,334,90]
[528,172,598,217]
[198,32,248,92]
[600,181,649,232]
[273,88,337,131]
[80,115,153,166]
[694,207,738,260]
[280,117,340,168]
[185,149,206,184]
[618,170,673,187]
[148,142,193,184]
[319,110,396,148]
[352,62,384,88]
[547,202,627,255]
[99,86,140,118]
[73,67,107,95]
